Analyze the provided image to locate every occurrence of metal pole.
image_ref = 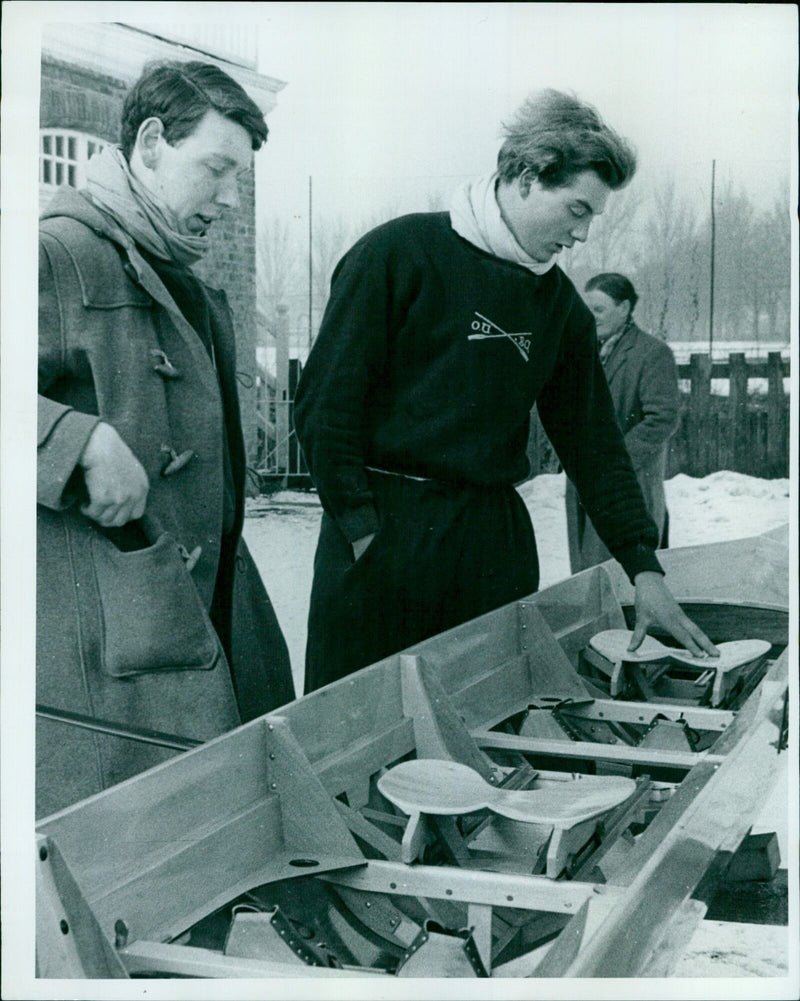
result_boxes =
[275,304,290,477]
[308,175,313,353]
[36,704,200,751]
[709,159,716,356]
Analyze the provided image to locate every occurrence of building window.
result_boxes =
[39,130,106,192]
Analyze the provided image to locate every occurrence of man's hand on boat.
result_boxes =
[629,571,720,658]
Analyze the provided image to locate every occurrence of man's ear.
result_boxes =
[518,169,536,199]
[136,117,166,170]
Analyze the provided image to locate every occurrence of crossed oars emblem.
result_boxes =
[468,312,532,361]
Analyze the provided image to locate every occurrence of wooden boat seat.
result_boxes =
[377,759,635,831]
[587,630,772,705]
[588,630,770,672]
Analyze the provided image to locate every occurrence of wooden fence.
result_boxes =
[528,351,790,481]
[669,352,789,478]
[259,350,790,488]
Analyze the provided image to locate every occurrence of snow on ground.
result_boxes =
[243,470,792,980]
[245,470,791,690]
[672,921,790,978]
[502,469,790,589]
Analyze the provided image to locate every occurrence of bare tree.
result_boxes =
[256,216,301,333]
[634,178,704,341]
[562,184,644,283]
[310,213,358,336]
[353,199,404,240]
[751,183,791,343]
[707,182,756,340]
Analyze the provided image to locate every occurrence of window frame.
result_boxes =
[39,129,107,192]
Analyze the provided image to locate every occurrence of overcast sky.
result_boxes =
[255,2,797,220]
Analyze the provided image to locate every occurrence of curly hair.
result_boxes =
[120,60,268,160]
[497,90,636,190]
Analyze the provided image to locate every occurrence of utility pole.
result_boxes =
[709,159,716,356]
[308,175,313,354]
[276,304,290,478]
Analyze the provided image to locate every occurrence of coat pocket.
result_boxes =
[92,529,220,677]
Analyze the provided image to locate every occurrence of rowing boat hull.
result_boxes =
[35,528,791,979]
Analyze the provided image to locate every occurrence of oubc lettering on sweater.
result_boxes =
[294,212,661,582]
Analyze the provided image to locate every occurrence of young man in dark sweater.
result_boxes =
[294,89,717,693]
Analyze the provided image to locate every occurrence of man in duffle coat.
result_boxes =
[37,61,294,818]
[566,272,680,572]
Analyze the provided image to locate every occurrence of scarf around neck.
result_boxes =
[449,173,556,275]
[84,145,209,267]
[598,316,633,364]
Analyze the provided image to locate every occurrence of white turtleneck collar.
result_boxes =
[449,173,556,276]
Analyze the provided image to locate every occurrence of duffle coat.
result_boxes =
[566,321,680,572]
[37,188,294,818]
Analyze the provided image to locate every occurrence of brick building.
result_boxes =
[39,22,284,462]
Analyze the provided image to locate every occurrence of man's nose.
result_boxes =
[570,217,592,243]
[215,174,240,210]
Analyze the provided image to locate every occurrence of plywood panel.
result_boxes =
[38,722,271,899]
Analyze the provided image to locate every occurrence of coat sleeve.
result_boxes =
[536,305,663,583]
[623,340,680,465]
[293,243,391,543]
[38,233,101,510]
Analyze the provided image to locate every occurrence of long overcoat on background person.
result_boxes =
[36,188,293,818]
[566,321,680,572]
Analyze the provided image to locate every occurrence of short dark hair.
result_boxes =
[497,90,636,190]
[585,272,639,310]
[120,60,268,159]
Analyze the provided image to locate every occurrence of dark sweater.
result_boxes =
[294,212,661,581]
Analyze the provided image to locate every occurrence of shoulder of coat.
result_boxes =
[630,324,676,359]
[40,215,124,273]
[40,217,152,309]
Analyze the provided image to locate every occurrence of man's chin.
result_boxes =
[185,217,213,237]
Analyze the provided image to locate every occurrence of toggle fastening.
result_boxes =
[150,348,182,379]
[160,444,195,477]
[177,543,202,573]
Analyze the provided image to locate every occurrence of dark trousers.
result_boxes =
[304,472,539,693]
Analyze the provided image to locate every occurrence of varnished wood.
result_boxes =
[636,899,708,978]
[545,652,788,977]
[589,629,770,671]
[378,759,635,828]
[36,836,127,979]
[472,729,722,770]
[562,697,735,731]
[120,940,383,977]
[321,859,623,913]
[34,528,789,980]
[264,716,360,856]
[334,799,403,861]
[400,654,496,779]
[313,718,415,795]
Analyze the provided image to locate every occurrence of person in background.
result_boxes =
[294,89,717,694]
[37,60,294,817]
[566,273,680,572]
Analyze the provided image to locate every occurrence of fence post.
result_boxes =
[288,358,305,476]
[766,352,787,478]
[728,353,748,473]
[688,354,712,476]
